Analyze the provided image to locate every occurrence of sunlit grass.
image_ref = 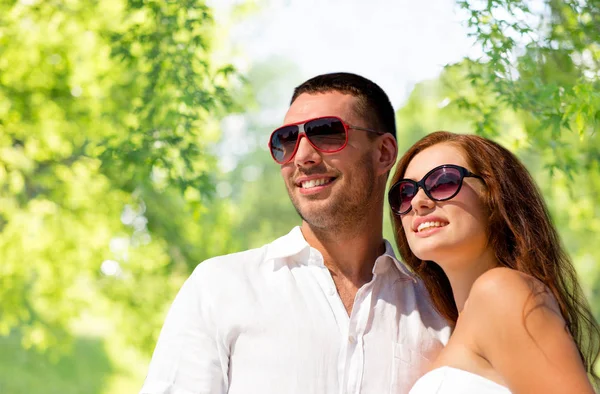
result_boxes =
[0,315,149,394]
[0,331,112,394]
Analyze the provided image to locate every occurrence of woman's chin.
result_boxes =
[410,242,447,262]
[413,248,456,268]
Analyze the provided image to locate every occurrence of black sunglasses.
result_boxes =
[268,116,382,164]
[388,164,484,215]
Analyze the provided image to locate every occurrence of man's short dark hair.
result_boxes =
[290,72,396,140]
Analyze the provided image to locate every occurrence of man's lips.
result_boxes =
[294,175,337,190]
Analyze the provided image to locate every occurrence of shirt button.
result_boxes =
[327,288,335,296]
[348,335,356,344]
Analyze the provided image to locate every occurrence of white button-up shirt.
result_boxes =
[140,227,451,394]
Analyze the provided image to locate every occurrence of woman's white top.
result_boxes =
[409,366,511,394]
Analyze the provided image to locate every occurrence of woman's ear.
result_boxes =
[375,134,398,176]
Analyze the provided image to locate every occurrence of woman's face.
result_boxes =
[399,143,490,268]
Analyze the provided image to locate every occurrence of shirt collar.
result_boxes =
[265,226,416,280]
[376,239,417,281]
[264,226,310,262]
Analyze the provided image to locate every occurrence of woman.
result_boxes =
[388,131,600,393]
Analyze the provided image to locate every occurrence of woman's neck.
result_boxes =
[441,247,499,313]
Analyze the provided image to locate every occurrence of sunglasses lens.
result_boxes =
[305,117,346,151]
[425,167,462,200]
[399,182,417,213]
[390,182,417,214]
[270,125,299,163]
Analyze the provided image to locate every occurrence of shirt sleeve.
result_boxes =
[139,265,228,394]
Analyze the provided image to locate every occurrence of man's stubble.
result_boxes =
[287,151,380,235]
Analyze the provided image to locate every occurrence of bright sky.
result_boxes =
[213,0,477,109]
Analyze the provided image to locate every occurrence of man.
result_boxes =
[140,72,450,394]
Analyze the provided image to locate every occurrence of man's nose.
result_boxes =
[293,135,322,167]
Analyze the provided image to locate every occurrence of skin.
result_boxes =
[279,91,397,314]
[400,142,595,393]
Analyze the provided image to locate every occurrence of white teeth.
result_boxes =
[301,178,330,189]
[417,221,448,232]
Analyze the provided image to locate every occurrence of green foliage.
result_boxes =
[454,0,600,173]
[0,0,238,357]
[101,0,235,194]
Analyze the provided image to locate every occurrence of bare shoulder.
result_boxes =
[469,267,559,306]
[459,271,594,393]
[465,267,563,326]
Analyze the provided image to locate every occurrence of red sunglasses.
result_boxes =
[268,116,382,164]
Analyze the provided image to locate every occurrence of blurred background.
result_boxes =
[1,0,599,392]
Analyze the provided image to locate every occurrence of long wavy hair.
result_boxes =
[390,131,600,383]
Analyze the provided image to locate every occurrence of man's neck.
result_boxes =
[300,220,386,287]
[301,220,386,316]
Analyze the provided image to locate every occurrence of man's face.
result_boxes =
[279,91,379,231]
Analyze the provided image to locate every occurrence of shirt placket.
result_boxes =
[309,249,379,394]
[308,251,350,393]
[344,280,373,394]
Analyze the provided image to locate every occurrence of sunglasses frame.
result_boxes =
[268,116,381,164]
[388,164,484,215]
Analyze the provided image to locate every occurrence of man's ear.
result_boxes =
[375,134,398,176]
